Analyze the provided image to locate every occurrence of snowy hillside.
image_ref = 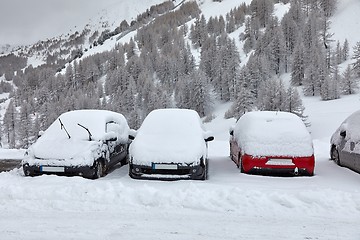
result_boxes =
[0,0,168,46]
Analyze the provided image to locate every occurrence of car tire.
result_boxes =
[203,158,209,180]
[23,166,33,177]
[128,165,141,179]
[331,146,342,166]
[93,160,105,179]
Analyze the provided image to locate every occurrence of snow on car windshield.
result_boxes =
[234,111,313,157]
[41,110,128,141]
[129,109,207,165]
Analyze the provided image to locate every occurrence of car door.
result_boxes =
[106,121,127,166]
[230,135,241,166]
[353,141,360,173]
[338,137,355,170]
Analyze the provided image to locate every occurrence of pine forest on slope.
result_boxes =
[0,0,359,149]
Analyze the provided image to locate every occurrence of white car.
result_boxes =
[128,109,214,180]
[22,110,130,179]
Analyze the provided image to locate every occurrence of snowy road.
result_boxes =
[0,139,359,240]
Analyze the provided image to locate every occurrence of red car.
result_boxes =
[229,111,315,176]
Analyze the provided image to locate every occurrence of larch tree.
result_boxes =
[3,100,17,148]
[291,42,305,86]
[285,85,308,124]
[341,64,358,95]
[18,101,33,148]
[352,41,360,79]
[342,39,349,62]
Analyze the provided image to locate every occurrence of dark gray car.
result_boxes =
[330,110,360,173]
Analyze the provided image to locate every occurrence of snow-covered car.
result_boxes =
[229,111,315,176]
[128,109,214,180]
[330,110,360,173]
[22,110,130,179]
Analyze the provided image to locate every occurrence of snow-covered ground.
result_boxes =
[0,93,360,240]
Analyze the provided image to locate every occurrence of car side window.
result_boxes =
[106,121,117,133]
[105,121,121,152]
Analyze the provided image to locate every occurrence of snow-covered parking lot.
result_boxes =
[1,97,360,240]
[0,139,359,240]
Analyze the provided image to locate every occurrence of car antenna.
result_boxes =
[59,118,71,139]
[77,123,92,141]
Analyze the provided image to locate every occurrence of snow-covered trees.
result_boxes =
[1,0,355,147]
[341,64,358,95]
[3,100,17,148]
[352,41,360,79]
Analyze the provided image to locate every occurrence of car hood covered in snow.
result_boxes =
[234,111,314,157]
[23,109,130,166]
[129,109,208,166]
[331,109,360,145]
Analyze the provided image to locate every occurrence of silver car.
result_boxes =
[330,109,360,173]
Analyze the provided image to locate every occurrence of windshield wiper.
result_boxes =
[59,118,71,139]
[77,123,92,141]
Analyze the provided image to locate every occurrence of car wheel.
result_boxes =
[129,165,141,179]
[23,165,33,177]
[203,158,209,180]
[93,160,105,179]
[331,146,342,166]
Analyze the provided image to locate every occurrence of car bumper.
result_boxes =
[247,167,313,176]
[129,163,206,180]
[242,154,315,176]
[23,163,96,178]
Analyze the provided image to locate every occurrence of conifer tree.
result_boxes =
[352,41,360,79]
[285,85,308,124]
[291,42,305,86]
[341,64,358,95]
[18,102,32,148]
[342,39,349,62]
[3,100,17,148]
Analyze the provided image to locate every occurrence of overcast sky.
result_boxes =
[0,0,121,45]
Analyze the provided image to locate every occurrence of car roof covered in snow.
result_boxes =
[138,108,205,135]
[39,109,130,142]
[233,111,313,157]
[129,108,209,165]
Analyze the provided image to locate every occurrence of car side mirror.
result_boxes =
[129,129,137,141]
[340,131,346,138]
[205,136,214,142]
[104,132,117,142]
[229,125,235,136]
[38,130,44,138]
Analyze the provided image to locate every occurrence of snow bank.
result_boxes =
[234,111,314,157]
[0,149,25,160]
[129,109,209,165]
